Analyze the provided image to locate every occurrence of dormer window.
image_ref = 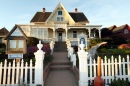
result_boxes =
[58,10,62,15]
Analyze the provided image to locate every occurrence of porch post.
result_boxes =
[53,28,55,39]
[66,28,68,40]
[99,29,101,38]
[88,28,91,38]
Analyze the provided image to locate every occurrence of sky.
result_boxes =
[0,0,130,31]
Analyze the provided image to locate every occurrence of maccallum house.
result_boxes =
[11,3,102,46]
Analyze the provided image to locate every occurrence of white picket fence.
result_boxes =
[0,59,36,86]
[87,55,130,85]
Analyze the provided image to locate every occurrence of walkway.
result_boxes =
[44,52,78,86]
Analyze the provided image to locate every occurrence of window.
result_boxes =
[57,17,60,21]
[73,31,77,38]
[31,28,48,39]
[44,29,47,38]
[124,29,129,34]
[31,28,37,37]
[10,40,24,51]
[38,28,43,39]
[58,10,62,15]
[57,17,63,21]
[61,17,63,21]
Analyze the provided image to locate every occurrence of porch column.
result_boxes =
[88,28,91,38]
[53,28,55,39]
[66,28,68,40]
[99,29,101,38]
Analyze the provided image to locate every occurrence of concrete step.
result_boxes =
[50,65,71,70]
[50,62,72,70]
[51,62,71,65]
[54,42,67,52]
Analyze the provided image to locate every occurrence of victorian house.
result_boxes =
[11,3,102,45]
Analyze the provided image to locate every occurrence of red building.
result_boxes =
[112,24,130,40]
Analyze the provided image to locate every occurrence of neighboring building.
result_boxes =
[8,3,102,46]
[0,27,9,44]
[112,24,130,39]
[5,25,28,54]
[108,25,117,31]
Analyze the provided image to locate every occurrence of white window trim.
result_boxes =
[72,31,77,38]
[124,29,129,34]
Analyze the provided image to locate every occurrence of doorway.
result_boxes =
[58,33,62,41]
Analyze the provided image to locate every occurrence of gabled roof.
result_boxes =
[30,12,51,22]
[69,12,89,23]
[0,27,9,37]
[30,3,89,23]
[30,12,89,23]
[113,24,129,33]
[45,2,75,23]
[5,25,28,40]
[108,25,117,31]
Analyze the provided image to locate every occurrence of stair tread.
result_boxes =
[51,65,71,67]
[54,42,67,52]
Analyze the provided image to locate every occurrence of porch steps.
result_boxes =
[44,52,78,86]
[53,42,67,52]
[50,62,72,70]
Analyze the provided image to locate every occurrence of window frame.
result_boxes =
[58,10,62,15]
[73,31,77,38]
[124,29,129,34]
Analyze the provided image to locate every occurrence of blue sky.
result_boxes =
[0,0,130,31]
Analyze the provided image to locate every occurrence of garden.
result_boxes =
[0,37,53,67]
[75,34,130,86]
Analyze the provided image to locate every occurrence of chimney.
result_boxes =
[43,8,46,13]
[75,8,78,12]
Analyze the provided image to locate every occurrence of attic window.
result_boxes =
[58,10,62,15]
[124,29,129,34]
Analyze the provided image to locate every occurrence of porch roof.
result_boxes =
[67,25,102,29]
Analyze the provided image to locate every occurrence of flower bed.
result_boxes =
[118,44,130,49]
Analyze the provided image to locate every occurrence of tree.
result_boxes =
[101,28,112,38]
[110,34,127,45]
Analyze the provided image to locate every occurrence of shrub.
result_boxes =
[0,43,6,48]
[89,39,103,46]
[118,44,130,49]
[23,43,51,64]
[110,34,127,45]
[27,37,39,47]
[44,53,53,65]
[87,39,103,50]
[110,78,130,86]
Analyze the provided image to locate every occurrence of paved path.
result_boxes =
[44,52,78,86]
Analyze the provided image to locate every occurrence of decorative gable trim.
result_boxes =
[5,25,28,40]
[45,2,75,23]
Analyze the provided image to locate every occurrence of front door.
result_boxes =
[58,33,62,41]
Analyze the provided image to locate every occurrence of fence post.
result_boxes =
[77,41,88,86]
[34,41,45,86]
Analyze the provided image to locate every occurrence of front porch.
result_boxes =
[43,24,102,43]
